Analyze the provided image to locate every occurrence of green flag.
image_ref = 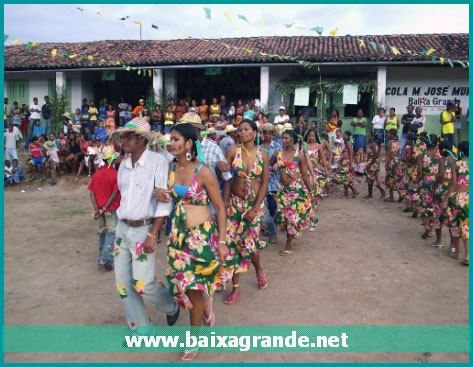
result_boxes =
[238,15,249,23]
[369,42,378,51]
[204,7,211,19]
[379,44,386,54]
[310,26,323,35]
[119,16,129,20]
[285,23,294,28]
[151,24,158,30]
[4,34,8,43]
[24,42,33,51]
[35,46,45,52]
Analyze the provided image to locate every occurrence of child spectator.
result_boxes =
[12,159,24,183]
[43,137,60,185]
[4,160,13,185]
[94,120,108,142]
[87,153,121,272]
[33,119,45,137]
[27,136,45,181]
[124,105,133,124]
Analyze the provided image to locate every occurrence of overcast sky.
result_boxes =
[4,3,469,44]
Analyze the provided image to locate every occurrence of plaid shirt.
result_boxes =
[117,149,171,220]
[261,140,282,192]
[201,138,226,177]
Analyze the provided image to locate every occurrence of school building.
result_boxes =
[4,33,469,135]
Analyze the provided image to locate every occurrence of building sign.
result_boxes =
[385,67,469,114]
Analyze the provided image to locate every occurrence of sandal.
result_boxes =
[450,253,460,260]
[461,259,469,266]
[431,241,443,248]
[203,310,215,327]
[421,231,433,239]
[280,250,293,256]
[224,292,240,305]
[257,265,268,290]
[181,348,199,361]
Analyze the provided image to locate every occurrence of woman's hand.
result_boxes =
[155,188,172,203]
[217,242,229,262]
[244,208,258,222]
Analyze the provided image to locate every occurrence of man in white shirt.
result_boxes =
[26,97,41,149]
[4,123,22,162]
[412,107,425,133]
[274,106,289,125]
[111,118,180,327]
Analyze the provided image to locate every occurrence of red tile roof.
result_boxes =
[4,33,469,71]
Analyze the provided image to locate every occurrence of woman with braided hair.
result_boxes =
[416,133,441,239]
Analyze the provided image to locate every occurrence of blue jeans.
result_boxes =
[263,193,278,239]
[353,134,366,153]
[165,201,175,236]
[152,123,163,132]
[164,124,173,133]
[374,129,384,145]
[98,211,117,265]
[114,220,178,326]
[12,172,23,183]
[441,133,455,147]
[43,118,52,135]
[400,133,408,157]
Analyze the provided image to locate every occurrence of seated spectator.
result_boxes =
[33,119,45,137]
[12,159,24,183]
[4,160,13,185]
[94,120,108,142]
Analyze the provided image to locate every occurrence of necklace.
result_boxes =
[240,144,252,157]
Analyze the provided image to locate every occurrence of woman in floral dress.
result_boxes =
[442,141,469,265]
[223,119,269,305]
[416,133,441,239]
[271,130,314,255]
[158,123,231,361]
[364,134,385,199]
[384,129,402,202]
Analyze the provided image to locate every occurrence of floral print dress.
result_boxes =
[225,146,267,274]
[166,163,235,309]
[448,159,469,239]
[365,144,380,184]
[433,157,454,229]
[385,139,401,191]
[275,151,311,236]
[418,151,441,229]
[308,144,328,199]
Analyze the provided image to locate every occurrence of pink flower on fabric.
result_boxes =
[135,242,144,256]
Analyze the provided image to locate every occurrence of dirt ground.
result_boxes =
[4,172,469,363]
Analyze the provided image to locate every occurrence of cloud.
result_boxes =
[4,3,469,44]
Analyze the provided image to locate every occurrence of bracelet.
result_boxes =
[147,232,158,240]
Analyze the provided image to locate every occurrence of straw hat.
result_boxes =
[179,112,206,130]
[224,125,238,133]
[260,123,277,133]
[207,127,216,134]
[110,117,154,142]
[282,122,293,131]
[62,112,72,120]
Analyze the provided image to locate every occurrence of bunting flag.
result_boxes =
[24,42,33,51]
[77,7,84,11]
[96,11,106,17]
[329,27,338,36]
[133,21,143,26]
[379,44,387,54]
[69,54,77,58]
[204,7,211,20]
[285,23,295,28]
[359,39,365,48]
[391,46,401,55]
[11,38,20,45]
[457,60,467,68]
[244,48,253,54]
[36,46,44,52]
[259,19,268,25]
[431,56,437,64]
[151,24,158,30]
[296,26,306,30]
[61,51,68,56]
[138,69,141,75]
[232,46,241,51]
[447,59,454,68]
[51,49,57,56]
[369,42,377,51]
[223,43,230,50]
[126,66,131,71]
[439,57,445,65]
[148,69,152,77]
[310,27,323,35]
[238,15,248,23]
[345,34,353,38]
[119,16,129,21]
[4,34,9,43]
[87,55,94,60]
[425,48,436,56]
[176,33,185,37]
[224,12,233,22]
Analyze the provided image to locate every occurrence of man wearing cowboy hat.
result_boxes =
[274,106,289,125]
[110,117,180,326]
[219,124,238,156]
[88,152,121,272]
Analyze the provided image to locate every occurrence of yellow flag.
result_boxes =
[138,69,141,75]
[224,44,230,50]
[259,19,267,25]
[11,38,20,45]
[69,54,77,58]
[224,12,232,22]
[115,61,120,65]
[126,66,131,71]
[439,57,445,65]
[391,46,401,55]
[329,27,338,36]
[148,69,152,77]
[51,49,57,56]
[133,21,143,25]
[201,38,209,42]
[295,26,306,30]
[425,48,436,56]
[96,11,106,17]
[298,60,305,64]
[31,42,37,47]
[359,40,365,48]
[100,58,105,63]
[176,33,185,37]
[87,55,94,60]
